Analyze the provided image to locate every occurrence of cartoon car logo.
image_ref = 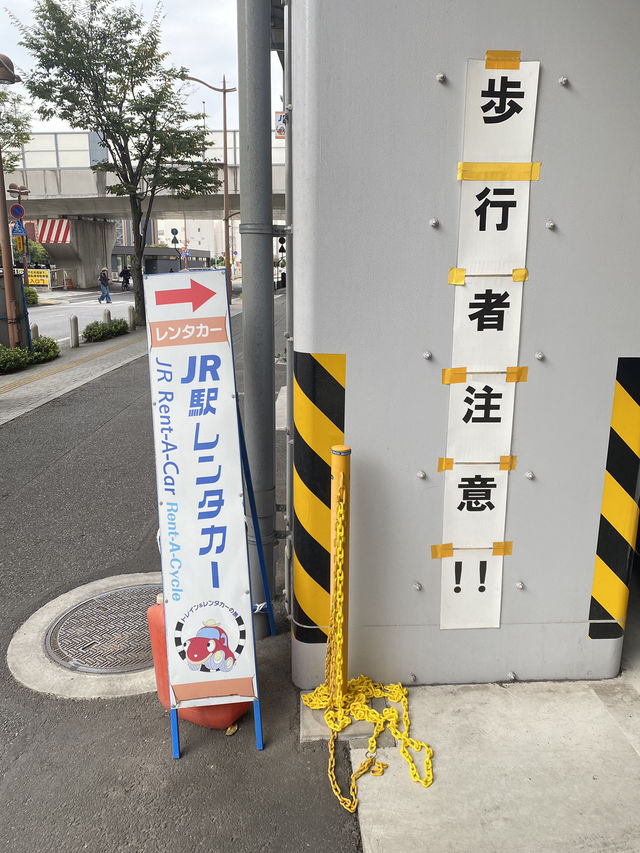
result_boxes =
[184,621,236,673]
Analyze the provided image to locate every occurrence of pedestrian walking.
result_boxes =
[98,267,112,303]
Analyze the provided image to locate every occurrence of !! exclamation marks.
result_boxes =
[478,560,487,592]
[454,561,462,593]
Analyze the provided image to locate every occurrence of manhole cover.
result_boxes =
[44,584,161,674]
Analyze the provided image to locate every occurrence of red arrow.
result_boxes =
[155,279,215,312]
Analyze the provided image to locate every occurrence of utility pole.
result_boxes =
[237,0,276,637]
[184,74,237,303]
[0,54,23,348]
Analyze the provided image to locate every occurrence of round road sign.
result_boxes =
[10,203,25,219]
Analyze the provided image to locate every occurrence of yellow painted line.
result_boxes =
[611,381,640,459]
[293,552,330,634]
[457,162,541,181]
[293,468,331,553]
[601,471,640,548]
[592,555,630,622]
[311,353,346,388]
[293,376,344,466]
[0,336,143,395]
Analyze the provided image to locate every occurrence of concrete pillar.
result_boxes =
[39,218,116,290]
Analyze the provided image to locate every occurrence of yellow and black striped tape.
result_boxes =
[293,352,346,642]
[589,358,640,639]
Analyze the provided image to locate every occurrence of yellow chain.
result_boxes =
[302,478,434,812]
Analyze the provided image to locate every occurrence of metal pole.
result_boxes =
[330,446,351,699]
[0,144,20,347]
[222,76,233,303]
[237,0,275,638]
[284,0,294,616]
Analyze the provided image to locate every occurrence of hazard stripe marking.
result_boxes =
[293,553,330,634]
[611,383,640,459]
[294,377,343,467]
[294,352,345,432]
[601,471,639,548]
[293,352,346,643]
[293,470,331,554]
[292,592,329,643]
[293,518,330,594]
[294,424,331,507]
[605,429,640,501]
[590,556,630,623]
[589,358,640,638]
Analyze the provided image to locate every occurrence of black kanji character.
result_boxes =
[468,289,511,331]
[462,384,502,424]
[475,186,516,231]
[481,76,524,123]
[457,474,497,512]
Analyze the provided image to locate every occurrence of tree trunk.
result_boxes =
[129,196,146,326]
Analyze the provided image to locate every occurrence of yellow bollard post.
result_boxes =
[330,445,351,704]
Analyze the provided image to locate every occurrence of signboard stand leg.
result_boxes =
[170,709,181,759]
[253,699,264,750]
[237,408,277,636]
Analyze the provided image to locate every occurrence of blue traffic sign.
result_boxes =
[9,203,25,219]
[11,221,27,237]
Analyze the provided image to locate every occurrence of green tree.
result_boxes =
[0,89,31,173]
[12,0,221,323]
[12,237,50,266]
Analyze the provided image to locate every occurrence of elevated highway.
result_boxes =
[5,130,286,219]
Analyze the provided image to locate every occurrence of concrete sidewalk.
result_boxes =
[3,292,640,851]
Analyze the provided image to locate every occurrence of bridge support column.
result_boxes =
[38,218,116,290]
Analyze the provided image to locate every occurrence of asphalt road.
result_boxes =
[29,290,135,342]
[0,295,361,853]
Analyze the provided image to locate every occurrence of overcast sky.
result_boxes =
[2,0,283,133]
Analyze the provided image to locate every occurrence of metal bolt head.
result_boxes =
[413,581,423,591]
[423,351,432,360]
[417,470,427,480]
[409,672,418,683]
[535,351,545,361]
[516,581,526,590]
[507,671,517,681]
[525,471,535,480]
[558,76,569,86]
[429,218,440,228]
[545,220,556,230]
[435,72,446,83]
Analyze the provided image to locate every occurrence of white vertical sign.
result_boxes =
[439,53,540,629]
[145,270,257,708]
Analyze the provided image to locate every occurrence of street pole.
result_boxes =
[0,54,22,348]
[237,0,276,637]
[0,143,20,347]
[184,74,237,303]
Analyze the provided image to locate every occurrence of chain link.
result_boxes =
[302,476,434,812]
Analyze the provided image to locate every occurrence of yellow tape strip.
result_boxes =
[432,543,454,559]
[485,50,521,69]
[493,541,513,556]
[506,366,528,383]
[457,162,541,182]
[512,268,528,282]
[499,455,517,471]
[438,457,454,472]
[448,267,466,285]
[442,367,467,385]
